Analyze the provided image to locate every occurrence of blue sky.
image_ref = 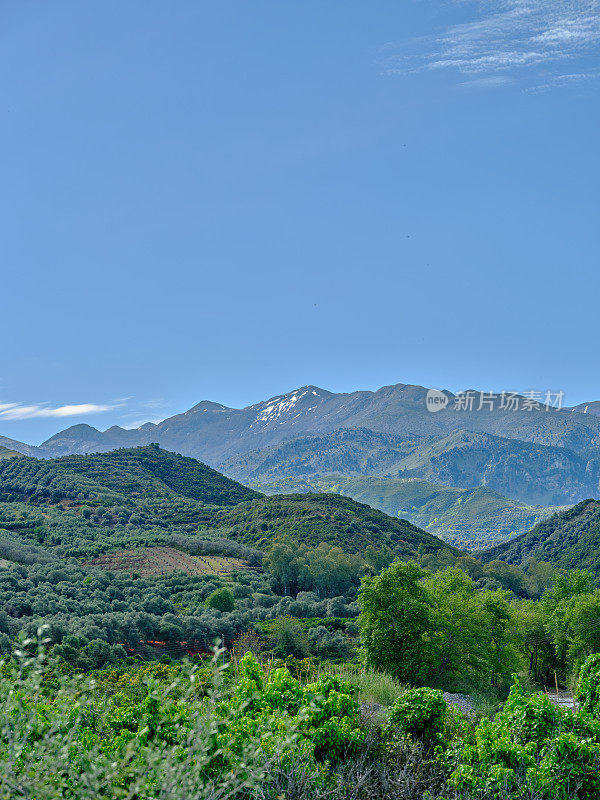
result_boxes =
[1,1,599,444]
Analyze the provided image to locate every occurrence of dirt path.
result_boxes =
[443,692,476,713]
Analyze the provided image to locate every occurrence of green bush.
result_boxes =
[271,617,309,659]
[576,652,600,717]
[536,733,600,799]
[231,652,364,763]
[387,686,447,746]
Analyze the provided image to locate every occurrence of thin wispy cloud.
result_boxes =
[0,402,117,421]
[385,0,600,88]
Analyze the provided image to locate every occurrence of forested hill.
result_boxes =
[0,444,261,508]
[196,492,459,557]
[252,474,562,550]
[481,499,600,572]
[0,445,457,563]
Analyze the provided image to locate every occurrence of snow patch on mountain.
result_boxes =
[252,386,329,424]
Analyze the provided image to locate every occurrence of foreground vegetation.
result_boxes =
[6,639,600,799]
[4,446,600,796]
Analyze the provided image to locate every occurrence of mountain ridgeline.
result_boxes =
[5,383,600,507]
[222,427,598,506]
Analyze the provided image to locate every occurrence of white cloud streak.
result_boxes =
[0,402,115,421]
[386,0,600,86]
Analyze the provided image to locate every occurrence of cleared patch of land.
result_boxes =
[84,546,250,577]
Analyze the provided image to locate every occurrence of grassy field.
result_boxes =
[84,545,252,577]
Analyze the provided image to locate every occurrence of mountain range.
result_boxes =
[5,383,600,507]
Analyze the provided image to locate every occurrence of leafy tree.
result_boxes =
[263,537,299,595]
[271,617,309,659]
[358,560,433,685]
[205,587,235,612]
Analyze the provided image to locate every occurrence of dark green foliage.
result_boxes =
[255,474,563,551]
[358,560,433,686]
[0,444,259,509]
[0,446,456,567]
[449,679,600,799]
[54,444,262,506]
[576,652,600,717]
[307,626,352,660]
[358,561,522,690]
[271,618,310,659]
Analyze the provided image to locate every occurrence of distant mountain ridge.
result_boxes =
[4,382,600,506]
[222,427,600,506]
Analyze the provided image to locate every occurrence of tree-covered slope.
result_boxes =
[0,446,262,558]
[0,445,455,564]
[481,499,600,572]
[253,475,562,550]
[197,492,459,558]
[0,444,261,508]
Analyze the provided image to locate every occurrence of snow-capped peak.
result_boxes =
[251,386,330,423]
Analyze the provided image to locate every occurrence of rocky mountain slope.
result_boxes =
[222,427,600,506]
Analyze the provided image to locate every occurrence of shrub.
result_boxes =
[448,677,600,799]
[0,644,302,799]
[271,618,309,659]
[536,733,600,799]
[227,653,364,765]
[387,687,447,746]
[308,626,352,660]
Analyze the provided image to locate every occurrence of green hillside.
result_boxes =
[197,491,459,557]
[481,499,600,572]
[253,475,562,550]
[0,445,261,558]
[0,445,456,563]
